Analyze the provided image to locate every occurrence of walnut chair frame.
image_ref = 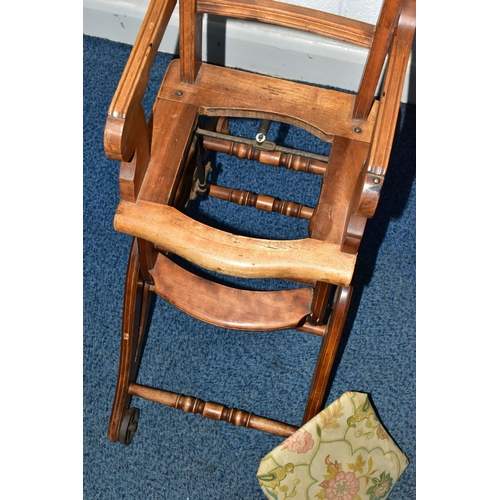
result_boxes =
[103,0,415,445]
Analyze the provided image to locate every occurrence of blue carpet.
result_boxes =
[83,34,416,499]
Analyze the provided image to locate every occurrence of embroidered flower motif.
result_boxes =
[282,429,314,454]
[366,471,394,499]
[376,423,389,440]
[320,471,360,500]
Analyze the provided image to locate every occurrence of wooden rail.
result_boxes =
[197,0,375,47]
[115,200,357,286]
[129,383,298,437]
[199,132,328,174]
[207,184,315,220]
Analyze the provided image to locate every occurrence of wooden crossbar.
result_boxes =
[197,0,375,47]
[114,200,357,286]
[128,383,298,437]
[207,184,315,220]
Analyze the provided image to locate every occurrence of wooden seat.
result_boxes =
[104,0,416,445]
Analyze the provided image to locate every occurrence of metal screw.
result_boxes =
[373,177,381,184]
[175,90,183,96]
[352,126,362,134]
[256,119,272,144]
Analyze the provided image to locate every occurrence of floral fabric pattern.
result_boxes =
[282,430,315,454]
[256,392,408,500]
[320,471,360,500]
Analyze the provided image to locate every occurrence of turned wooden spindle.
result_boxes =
[128,383,298,436]
[201,135,327,175]
[175,393,253,427]
[208,184,314,219]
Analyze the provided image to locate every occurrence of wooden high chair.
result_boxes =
[104,0,415,445]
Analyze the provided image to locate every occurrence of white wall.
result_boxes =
[285,0,382,22]
[89,0,383,22]
[83,0,414,103]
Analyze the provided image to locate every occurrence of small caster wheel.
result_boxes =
[118,407,140,445]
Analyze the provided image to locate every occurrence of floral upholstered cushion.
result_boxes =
[256,392,408,500]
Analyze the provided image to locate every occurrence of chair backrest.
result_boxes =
[178,0,406,121]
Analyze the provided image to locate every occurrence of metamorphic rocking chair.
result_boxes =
[103,0,416,446]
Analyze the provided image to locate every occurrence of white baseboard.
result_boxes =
[83,0,415,104]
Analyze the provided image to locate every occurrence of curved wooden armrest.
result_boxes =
[104,0,177,162]
[114,200,357,286]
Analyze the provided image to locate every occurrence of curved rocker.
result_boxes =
[108,237,153,444]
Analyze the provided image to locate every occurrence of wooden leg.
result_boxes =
[302,285,353,425]
[108,237,153,444]
[309,281,333,324]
